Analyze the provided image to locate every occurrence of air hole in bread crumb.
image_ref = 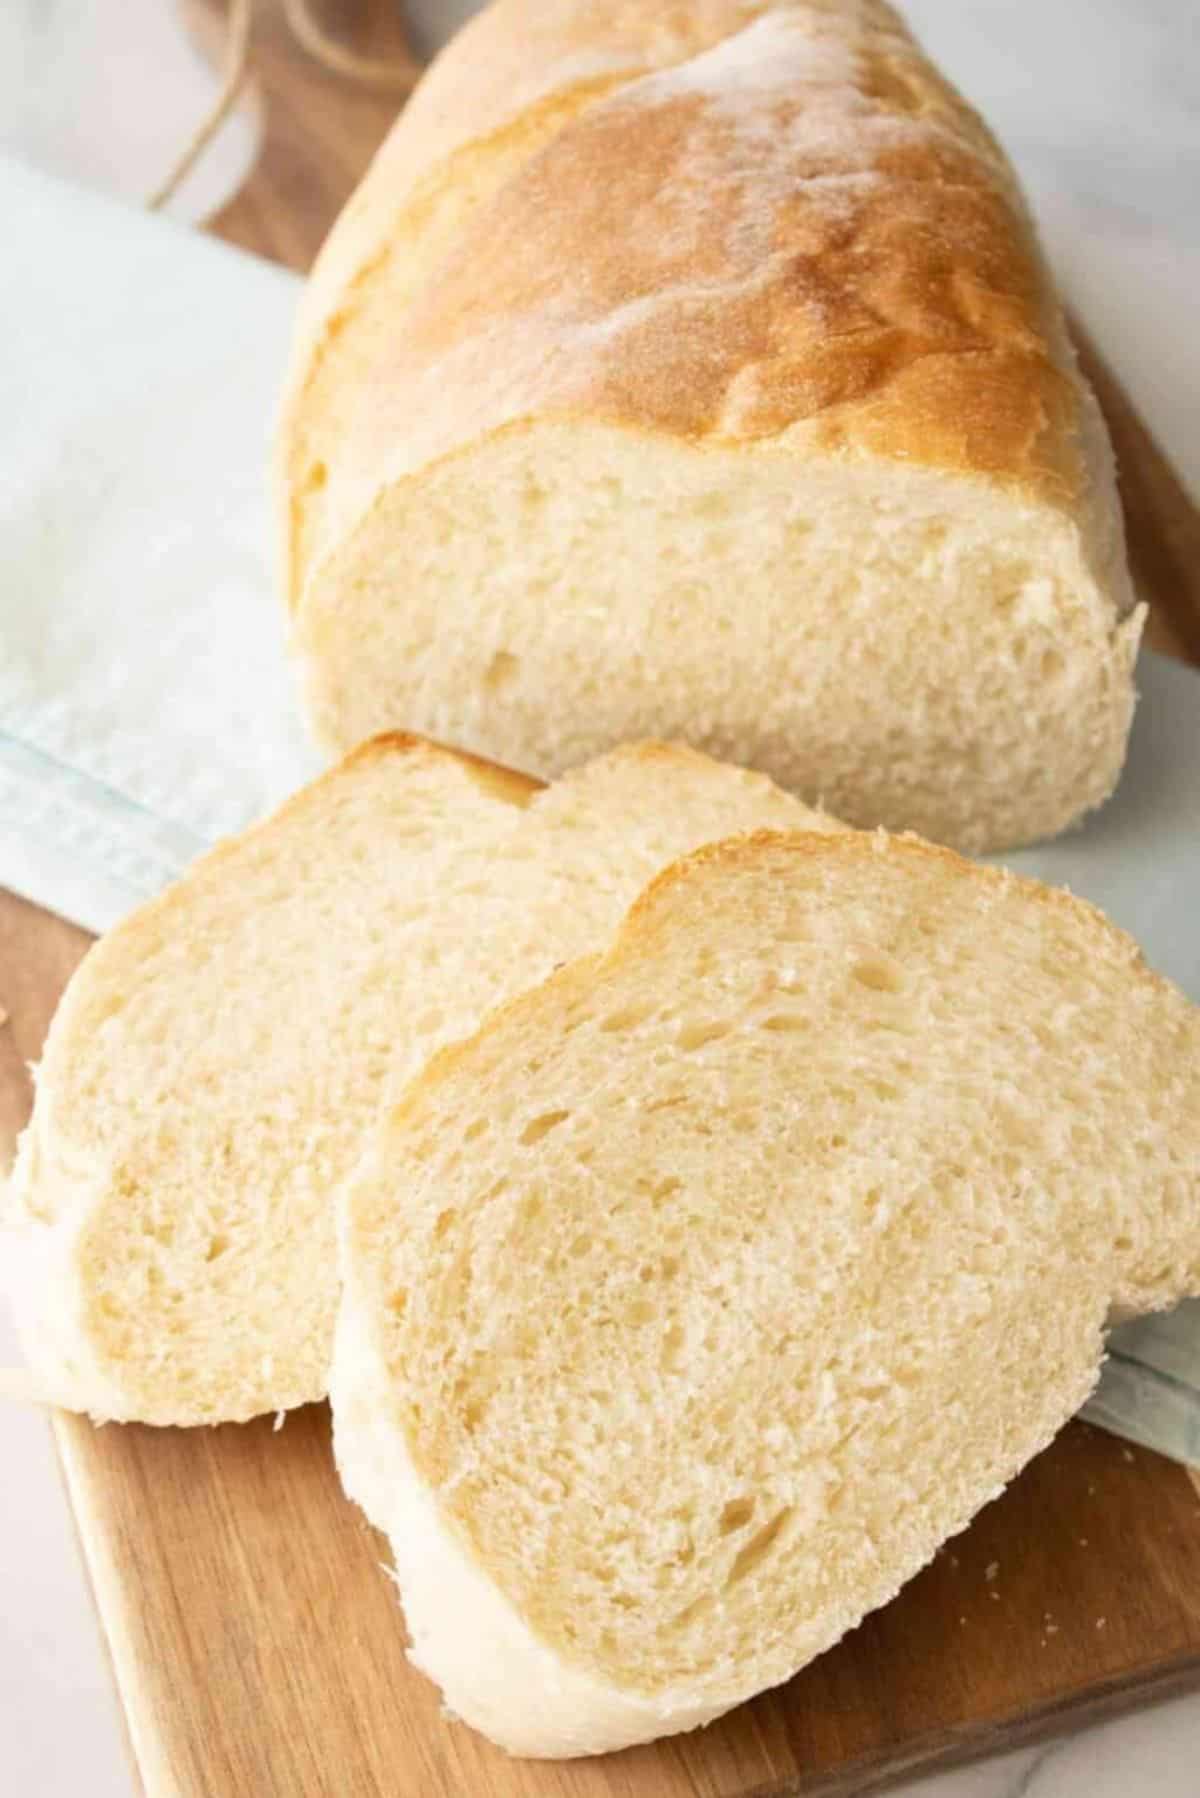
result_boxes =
[719,1497,756,1535]
[761,1012,807,1033]
[483,649,520,691]
[387,1288,407,1318]
[304,460,327,493]
[434,1209,456,1240]
[463,1117,488,1142]
[520,1109,571,1146]
[691,491,730,520]
[600,1005,651,1033]
[857,1381,891,1402]
[728,1507,794,1584]
[853,956,905,993]
[673,1594,709,1628]
[204,1234,229,1263]
[915,519,950,553]
[677,1019,732,1051]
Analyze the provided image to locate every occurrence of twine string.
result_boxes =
[149,0,254,210]
[281,0,420,89]
[150,0,419,212]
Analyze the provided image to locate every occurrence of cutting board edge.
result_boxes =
[50,1401,1200,1798]
[767,1655,1200,1798]
[55,1411,164,1798]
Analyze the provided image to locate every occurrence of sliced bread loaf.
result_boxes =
[282,0,1140,854]
[334,829,1200,1756]
[5,737,830,1425]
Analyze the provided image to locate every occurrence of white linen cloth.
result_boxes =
[0,155,316,933]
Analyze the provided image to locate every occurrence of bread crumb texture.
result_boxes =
[338,830,1200,1754]
[3,738,832,1424]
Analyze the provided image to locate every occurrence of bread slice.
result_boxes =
[334,830,1200,1757]
[282,0,1140,854]
[4,737,831,1425]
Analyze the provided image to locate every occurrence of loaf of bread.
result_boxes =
[4,735,830,1425]
[334,829,1200,1757]
[279,0,1141,854]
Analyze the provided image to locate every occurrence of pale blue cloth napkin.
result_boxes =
[1000,653,1200,1466]
[1,154,1198,1466]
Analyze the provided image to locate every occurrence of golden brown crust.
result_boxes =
[343,731,544,806]
[300,0,1099,564]
[620,826,1147,965]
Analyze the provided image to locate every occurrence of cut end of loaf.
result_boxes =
[339,828,1200,1752]
[302,424,1140,853]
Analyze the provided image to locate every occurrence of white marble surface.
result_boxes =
[2,3,1198,1795]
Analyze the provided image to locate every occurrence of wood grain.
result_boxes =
[185,0,413,272]
[4,3,1200,1794]
[52,1402,1200,1798]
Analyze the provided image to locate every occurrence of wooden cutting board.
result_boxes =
[4,4,1200,1794]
